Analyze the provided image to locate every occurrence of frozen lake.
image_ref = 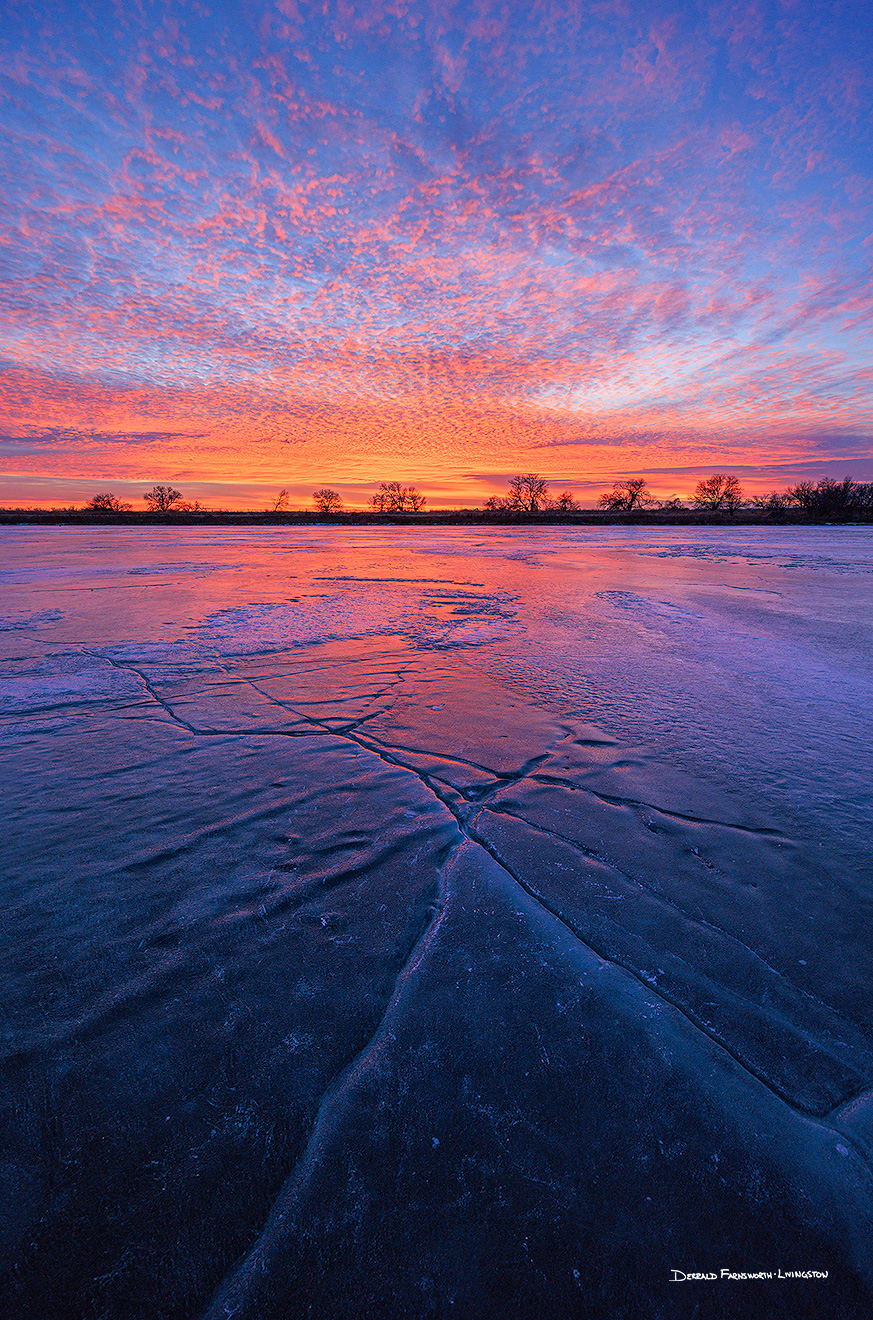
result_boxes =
[2,525,873,1318]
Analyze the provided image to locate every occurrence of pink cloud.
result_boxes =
[0,0,869,503]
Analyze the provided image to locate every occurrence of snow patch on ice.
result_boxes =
[0,608,64,631]
[187,588,521,655]
[0,652,142,711]
[594,591,703,624]
[126,562,248,576]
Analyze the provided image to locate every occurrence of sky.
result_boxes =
[1,0,871,509]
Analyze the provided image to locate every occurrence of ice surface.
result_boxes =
[2,525,872,1318]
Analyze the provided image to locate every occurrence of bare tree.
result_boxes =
[599,479,654,511]
[268,489,290,512]
[508,473,550,511]
[144,485,183,512]
[721,477,744,513]
[178,500,205,512]
[313,488,344,513]
[484,476,557,512]
[86,493,132,512]
[783,477,873,520]
[783,481,816,514]
[370,484,394,511]
[750,491,789,513]
[692,474,743,512]
[369,481,426,512]
[659,497,685,510]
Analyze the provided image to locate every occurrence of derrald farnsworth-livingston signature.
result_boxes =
[671,1269,830,1282]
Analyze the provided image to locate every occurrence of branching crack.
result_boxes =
[458,811,863,1120]
[476,800,867,1037]
[80,651,872,1141]
[530,773,785,838]
[196,838,462,1320]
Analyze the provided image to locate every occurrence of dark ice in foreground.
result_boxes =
[2,525,872,1318]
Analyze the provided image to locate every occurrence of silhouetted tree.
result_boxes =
[659,497,686,510]
[784,481,817,514]
[144,485,183,512]
[783,477,872,520]
[855,483,873,516]
[486,477,573,512]
[86,493,132,512]
[750,491,789,513]
[369,482,426,512]
[692,474,743,512]
[177,500,205,512]
[268,489,290,512]
[599,479,654,511]
[313,488,344,512]
[508,473,550,511]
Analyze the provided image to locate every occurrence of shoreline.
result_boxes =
[2,509,871,527]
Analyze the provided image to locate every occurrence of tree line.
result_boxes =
[75,474,873,520]
[488,472,873,517]
[483,472,720,512]
[82,482,427,514]
[311,482,427,512]
[85,486,205,513]
[748,477,873,519]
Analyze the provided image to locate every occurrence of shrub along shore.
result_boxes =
[2,507,871,526]
[6,475,872,524]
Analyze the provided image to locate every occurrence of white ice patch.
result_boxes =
[595,591,703,624]
[187,586,520,655]
[0,652,142,712]
[0,608,64,631]
[125,562,249,576]
[188,599,393,653]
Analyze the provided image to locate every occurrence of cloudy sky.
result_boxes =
[2,0,871,507]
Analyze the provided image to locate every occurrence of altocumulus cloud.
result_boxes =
[0,0,871,503]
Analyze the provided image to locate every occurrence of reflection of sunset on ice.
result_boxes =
[1,2,872,508]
